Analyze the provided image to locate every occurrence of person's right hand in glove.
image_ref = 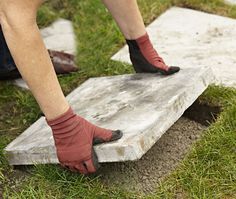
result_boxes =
[46,107,123,174]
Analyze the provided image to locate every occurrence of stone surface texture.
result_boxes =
[13,18,76,89]
[112,7,236,88]
[5,66,213,165]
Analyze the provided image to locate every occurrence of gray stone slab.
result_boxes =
[112,7,236,88]
[13,18,76,90]
[41,18,76,55]
[225,0,236,5]
[14,78,29,90]
[4,66,214,165]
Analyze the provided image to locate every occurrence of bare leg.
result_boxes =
[102,0,146,40]
[0,0,69,120]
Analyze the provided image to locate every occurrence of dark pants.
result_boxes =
[0,26,19,79]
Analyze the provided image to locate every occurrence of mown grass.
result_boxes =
[0,0,236,198]
[151,86,236,198]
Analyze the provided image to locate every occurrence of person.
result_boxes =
[0,0,180,174]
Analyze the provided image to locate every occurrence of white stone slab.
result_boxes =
[5,66,214,165]
[112,7,236,88]
[14,78,29,90]
[13,18,76,89]
[41,18,76,55]
[225,0,236,5]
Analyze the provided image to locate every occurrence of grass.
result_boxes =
[0,0,236,198]
[152,86,236,198]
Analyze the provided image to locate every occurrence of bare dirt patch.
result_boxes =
[97,101,221,194]
[98,117,206,193]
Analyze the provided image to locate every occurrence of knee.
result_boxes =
[0,0,43,29]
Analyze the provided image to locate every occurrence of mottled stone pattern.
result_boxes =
[13,18,76,90]
[5,66,214,165]
[112,7,236,88]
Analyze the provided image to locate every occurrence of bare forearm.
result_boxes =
[0,0,69,119]
[1,23,69,119]
[102,0,146,39]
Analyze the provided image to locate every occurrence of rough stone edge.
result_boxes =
[96,66,215,162]
[4,67,214,165]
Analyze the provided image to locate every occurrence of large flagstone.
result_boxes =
[5,66,213,165]
[112,7,236,88]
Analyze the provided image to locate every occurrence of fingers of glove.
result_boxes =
[68,165,79,173]
[74,164,88,174]
[60,163,86,174]
[110,130,123,142]
[60,160,97,174]
[93,130,123,145]
[83,159,97,173]
[60,163,79,173]
[77,149,99,174]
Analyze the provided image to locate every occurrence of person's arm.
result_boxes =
[102,0,146,40]
[102,0,180,75]
[0,0,69,119]
[0,0,122,174]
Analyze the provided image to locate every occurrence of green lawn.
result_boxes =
[1,0,236,198]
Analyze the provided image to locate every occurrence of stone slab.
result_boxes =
[13,18,76,89]
[40,18,76,55]
[225,0,236,5]
[112,7,236,88]
[4,66,214,165]
[14,78,29,90]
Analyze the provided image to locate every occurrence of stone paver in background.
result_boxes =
[112,7,236,88]
[41,18,76,55]
[225,0,236,5]
[13,18,76,89]
[5,66,213,165]
[13,79,29,90]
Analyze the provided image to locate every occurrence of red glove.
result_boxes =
[46,107,122,174]
[126,32,180,75]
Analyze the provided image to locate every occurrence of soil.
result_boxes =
[0,168,29,198]
[183,100,221,126]
[98,117,207,194]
